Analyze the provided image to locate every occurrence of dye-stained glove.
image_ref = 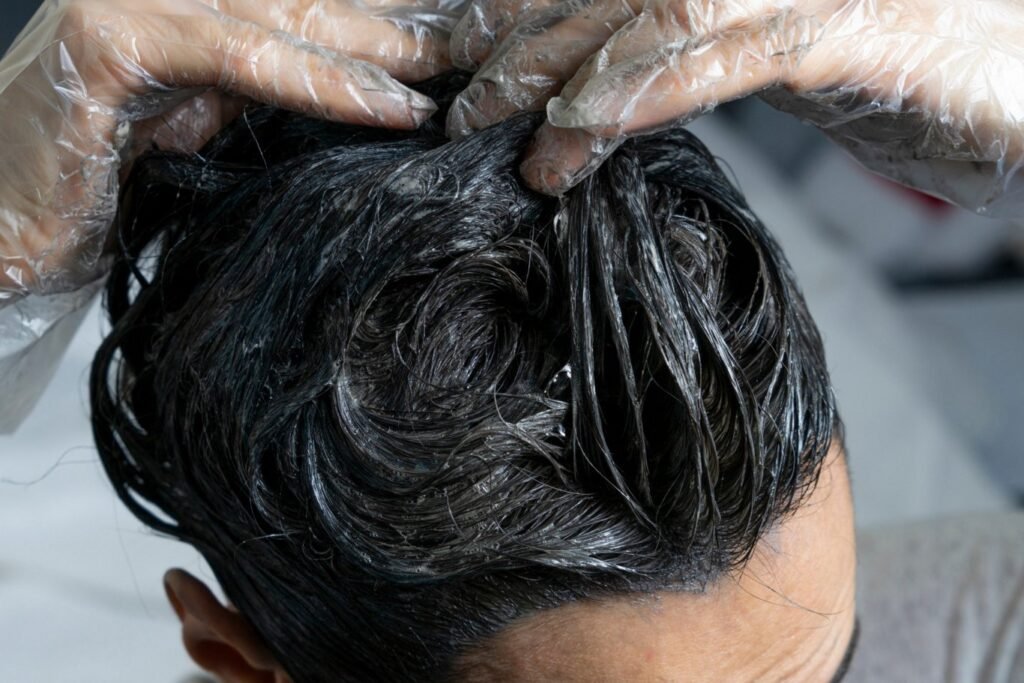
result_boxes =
[0,0,461,432]
[448,0,1024,216]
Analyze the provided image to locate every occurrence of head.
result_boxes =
[91,75,855,682]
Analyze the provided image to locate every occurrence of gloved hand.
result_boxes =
[0,0,461,298]
[448,0,1024,216]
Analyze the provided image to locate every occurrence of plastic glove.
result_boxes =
[0,0,461,433]
[449,0,1024,216]
[0,0,461,298]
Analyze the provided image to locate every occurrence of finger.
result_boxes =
[105,12,437,128]
[446,0,641,138]
[520,122,619,195]
[523,14,811,195]
[556,0,785,106]
[131,91,250,156]
[449,0,562,70]
[212,0,459,82]
[355,0,470,9]
[547,18,804,136]
[654,0,789,36]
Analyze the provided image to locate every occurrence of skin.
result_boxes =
[447,0,1024,197]
[454,442,857,682]
[10,5,859,678]
[166,441,856,682]
[0,0,452,294]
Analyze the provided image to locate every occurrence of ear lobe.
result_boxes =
[164,568,290,683]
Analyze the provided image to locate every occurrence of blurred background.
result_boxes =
[1,1,1022,681]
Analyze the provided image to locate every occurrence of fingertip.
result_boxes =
[382,100,437,131]
[317,62,438,129]
[462,35,495,71]
[445,81,493,138]
[163,568,194,618]
[521,124,580,195]
[520,157,570,196]
[522,123,621,195]
[450,6,494,71]
[450,38,492,73]
[545,90,617,132]
[377,66,441,124]
[407,95,440,128]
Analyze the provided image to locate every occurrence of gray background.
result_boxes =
[2,0,37,49]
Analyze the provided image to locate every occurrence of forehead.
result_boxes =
[455,446,857,682]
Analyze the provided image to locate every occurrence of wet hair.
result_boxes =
[90,74,837,682]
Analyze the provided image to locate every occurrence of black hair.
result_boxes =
[90,74,837,682]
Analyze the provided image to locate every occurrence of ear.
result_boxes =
[164,568,291,683]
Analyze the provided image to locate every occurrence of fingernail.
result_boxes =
[538,165,570,196]
[375,91,437,129]
[523,123,622,196]
[446,81,492,138]
[545,88,619,131]
[163,570,187,619]
[407,93,439,127]
[412,93,439,115]
[521,158,570,196]
[546,98,599,130]
[450,8,495,70]
[545,94,571,126]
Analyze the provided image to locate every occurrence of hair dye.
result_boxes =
[91,74,837,682]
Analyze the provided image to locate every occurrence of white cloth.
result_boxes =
[0,285,101,433]
[851,513,1024,682]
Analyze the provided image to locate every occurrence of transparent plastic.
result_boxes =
[448,0,1024,211]
[0,0,460,432]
